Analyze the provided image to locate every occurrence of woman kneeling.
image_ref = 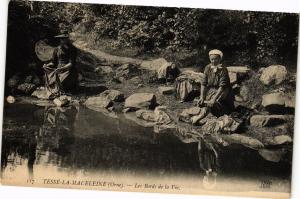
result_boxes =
[192,49,234,124]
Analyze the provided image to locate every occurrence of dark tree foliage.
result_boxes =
[6,0,299,77]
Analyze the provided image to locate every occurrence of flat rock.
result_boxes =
[125,93,156,109]
[228,72,238,84]
[260,65,287,85]
[128,76,143,84]
[227,66,250,74]
[84,95,113,109]
[274,135,293,145]
[158,86,175,95]
[262,92,295,113]
[31,88,49,99]
[250,114,291,127]
[100,89,124,102]
[53,95,71,107]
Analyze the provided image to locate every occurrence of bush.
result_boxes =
[7,1,299,73]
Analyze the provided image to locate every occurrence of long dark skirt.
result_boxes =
[44,65,78,98]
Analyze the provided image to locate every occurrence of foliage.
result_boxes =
[7,0,299,72]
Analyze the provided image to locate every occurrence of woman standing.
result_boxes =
[43,31,78,99]
[192,49,234,124]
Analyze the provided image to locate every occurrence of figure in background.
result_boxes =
[157,62,181,84]
[43,31,78,99]
[192,49,234,124]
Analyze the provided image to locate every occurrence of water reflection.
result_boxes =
[1,103,292,192]
[198,138,219,189]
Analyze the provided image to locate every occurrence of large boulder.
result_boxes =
[262,92,295,113]
[125,93,156,109]
[99,89,124,102]
[259,65,287,85]
[250,115,292,127]
[140,58,169,71]
[84,95,113,109]
[115,63,139,80]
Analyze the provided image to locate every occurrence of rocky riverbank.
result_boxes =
[5,38,296,164]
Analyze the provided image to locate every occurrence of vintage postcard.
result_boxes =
[1,0,299,198]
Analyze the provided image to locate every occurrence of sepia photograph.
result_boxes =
[0,0,299,198]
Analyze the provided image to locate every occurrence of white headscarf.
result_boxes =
[209,49,223,59]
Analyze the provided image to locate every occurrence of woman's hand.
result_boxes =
[197,96,205,106]
[206,98,216,107]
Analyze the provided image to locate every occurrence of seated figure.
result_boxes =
[43,31,78,99]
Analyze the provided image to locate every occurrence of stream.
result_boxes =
[1,102,292,195]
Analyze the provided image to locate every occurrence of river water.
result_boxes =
[0,103,292,197]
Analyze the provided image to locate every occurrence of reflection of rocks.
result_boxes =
[258,148,287,162]
[262,92,295,113]
[125,93,156,110]
[260,65,287,85]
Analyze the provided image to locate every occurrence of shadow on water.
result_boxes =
[1,103,292,188]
